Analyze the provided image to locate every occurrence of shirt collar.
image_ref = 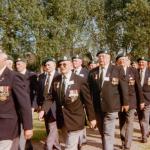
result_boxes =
[75,66,82,73]
[0,66,6,76]
[63,71,72,80]
[20,69,27,75]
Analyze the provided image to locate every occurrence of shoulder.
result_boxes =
[89,66,99,74]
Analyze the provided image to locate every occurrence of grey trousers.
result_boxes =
[0,140,12,150]
[137,104,150,140]
[118,109,135,149]
[96,112,118,150]
[46,121,61,150]
[61,126,84,150]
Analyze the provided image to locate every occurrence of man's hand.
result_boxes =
[89,120,97,129]
[24,130,33,140]
[121,105,129,112]
[140,103,145,110]
[38,110,44,121]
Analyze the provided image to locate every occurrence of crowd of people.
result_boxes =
[0,48,150,150]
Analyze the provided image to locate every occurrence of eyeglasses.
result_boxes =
[59,63,67,67]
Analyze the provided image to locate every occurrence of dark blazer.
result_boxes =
[0,67,32,140]
[37,72,47,107]
[19,70,38,107]
[51,72,95,131]
[120,67,144,109]
[88,64,129,113]
[79,67,89,79]
[138,68,150,105]
[40,71,59,114]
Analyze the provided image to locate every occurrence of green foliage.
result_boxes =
[0,0,150,70]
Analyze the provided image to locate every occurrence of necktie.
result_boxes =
[140,70,144,86]
[60,76,66,103]
[44,74,51,99]
[99,67,104,88]
[45,74,51,92]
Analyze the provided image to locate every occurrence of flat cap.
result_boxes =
[96,50,109,56]
[137,56,147,62]
[15,57,27,63]
[58,55,71,63]
[116,53,126,61]
[72,54,82,60]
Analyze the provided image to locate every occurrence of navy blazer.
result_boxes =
[88,64,129,113]
[0,67,32,140]
[138,68,150,105]
[51,73,95,131]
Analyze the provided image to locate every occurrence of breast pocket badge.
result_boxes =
[0,86,10,101]
[68,89,79,103]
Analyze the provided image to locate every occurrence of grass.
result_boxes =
[32,112,46,142]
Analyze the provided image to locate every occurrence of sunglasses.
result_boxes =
[59,63,67,67]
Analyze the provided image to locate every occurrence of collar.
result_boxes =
[63,71,72,80]
[47,70,55,76]
[99,64,109,70]
[0,66,6,76]
[75,66,82,73]
[20,69,27,75]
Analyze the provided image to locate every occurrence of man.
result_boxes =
[0,51,33,150]
[51,56,96,150]
[72,54,89,78]
[38,57,61,150]
[72,54,89,147]
[116,54,144,150]
[15,57,37,150]
[88,50,129,150]
[137,57,150,143]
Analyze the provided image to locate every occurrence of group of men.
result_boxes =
[0,48,150,150]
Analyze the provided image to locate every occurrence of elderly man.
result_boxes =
[88,50,129,150]
[38,57,61,150]
[51,56,96,150]
[116,54,144,150]
[137,57,150,143]
[0,51,33,150]
[15,57,37,150]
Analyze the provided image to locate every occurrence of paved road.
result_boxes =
[33,117,150,150]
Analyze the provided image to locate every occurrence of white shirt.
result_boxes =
[74,67,82,75]
[140,68,146,86]
[62,71,72,92]
[45,70,55,91]
[99,64,109,86]
[20,69,27,75]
